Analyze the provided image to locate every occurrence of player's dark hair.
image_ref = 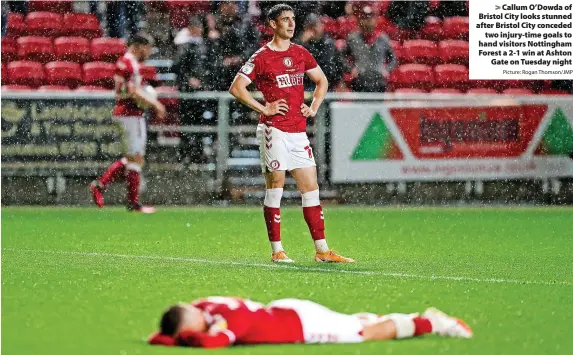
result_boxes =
[159,305,184,336]
[128,31,154,47]
[266,3,294,23]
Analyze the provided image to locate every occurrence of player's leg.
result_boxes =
[90,118,128,208]
[257,125,291,262]
[289,136,354,263]
[124,117,155,213]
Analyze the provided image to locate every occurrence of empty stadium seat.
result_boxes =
[466,88,498,95]
[393,88,426,94]
[443,16,469,40]
[91,38,126,62]
[418,16,443,41]
[402,40,440,65]
[388,64,434,91]
[6,13,26,37]
[7,61,45,87]
[167,1,211,29]
[29,0,73,13]
[1,37,18,63]
[390,40,404,63]
[17,36,55,63]
[37,85,71,91]
[54,37,91,63]
[539,89,571,95]
[438,40,469,65]
[431,88,462,94]
[379,16,413,41]
[434,64,469,90]
[2,85,33,91]
[63,13,103,39]
[503,88,533,95]
[44,61,83,88]
[75,85,110,92]
[1,63,7,85]
[25,11,63,37]
[82,62,115,88]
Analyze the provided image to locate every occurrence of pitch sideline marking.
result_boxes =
[3,248,571,286]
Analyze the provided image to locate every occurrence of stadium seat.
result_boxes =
[539,89,571,95]
[443,16,469,40]
[321,16,338,38]
[54,37,91,63]
[29,0,74,13]
[503,88,534,95]
[25,11,63,37]
[402,40,440,65]
[167,1,211,29]
[418,16,443,41]
[1,37,18,63]
[7,61,45,87]
[336,16,358,39]
[466,88,498,95]
[62,13,103,39]
[388,64,434,91]
[438,40,469,65]
[378,16,413,41]
[6,13,26,37]
[393,88,426,94]
[75,85,110,92]
[91,38,126,62]
[433,64,469,90]
[37,85,71,91]
[1,63,7,85]
[17,36,55,63]
[44,61,83,88]
[431,88,462,94]
[82,61,115,88]
[390,40,404,63]
[153,86,181,140]
[2,84,33,91]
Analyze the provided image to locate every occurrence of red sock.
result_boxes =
[126,169,140,206]
[263,206,281,242]
[98,159,126,188]
[413,317,433,336]
[303,205,325,240]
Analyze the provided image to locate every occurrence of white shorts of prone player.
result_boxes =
[267,299,365,344]
[113,116,147,156]
[256,124,316,174]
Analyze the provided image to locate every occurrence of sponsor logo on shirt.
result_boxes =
[241,62,255,75]
[276,73,304,88]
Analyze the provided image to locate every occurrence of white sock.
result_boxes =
[314,239,329,253]
[271,241,284,253]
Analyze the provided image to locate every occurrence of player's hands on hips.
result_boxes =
[300,103,316,118]
[263,99,289,116]
[155,102,166,120]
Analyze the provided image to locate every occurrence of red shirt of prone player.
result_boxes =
[148,296,473,348]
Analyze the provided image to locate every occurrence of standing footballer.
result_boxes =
[89,32,164,213]
[229,4,353,263]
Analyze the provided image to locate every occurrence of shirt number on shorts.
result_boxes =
[304,146,313,158]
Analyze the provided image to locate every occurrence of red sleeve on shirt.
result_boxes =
[115,58,133,81]
[177,331,232,349]
[301,47,318,71]
[237,54,260,82]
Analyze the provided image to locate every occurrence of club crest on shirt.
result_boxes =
[283,57,293,67]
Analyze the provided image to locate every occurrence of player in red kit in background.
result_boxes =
[148,296,473,348]
[228,4,353,263]
[89,32,165,213]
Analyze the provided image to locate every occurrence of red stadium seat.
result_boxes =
[63,13,103,39]
[466,88,498,95]
[25,11,63,37]
[44,61,83,88]
[82,61,115,88]
[1,63,7,85]
[539,89,571,96]
[402,40,440,65]
[29,0,73,13]
[54,37,91,63]
[503,88,533,95]
[434,64,469,90]
[75,85,110,92]
[378,16,413,41]
[91,38,126,62]
[2,85,33,91]
[336,16,358,40]
[431,88,462,94]
[7,61,45,87]
[393,88,426,94]
[418,16,443,41]
[390,40,404,63]
[37,85,71,91]
[17,36,55,63]
[7,13,26,37]
[1,37,18,63]
[443,16,469,40]
[321,16,338,38]
[438,40,469,65]
[389,64,434,91]
[167,1,211,29]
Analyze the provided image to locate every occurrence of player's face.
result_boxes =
[272,11,296,39]
[177,305,207,334]
[136,44,153,62]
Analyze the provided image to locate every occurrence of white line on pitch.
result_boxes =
[3,248,571,286]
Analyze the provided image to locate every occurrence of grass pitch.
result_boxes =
[2,206,572,355]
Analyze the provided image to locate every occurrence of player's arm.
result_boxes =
[228,75,288,117]
[301,66,328,118]
[126,80,165,119]
[176,330,234,349]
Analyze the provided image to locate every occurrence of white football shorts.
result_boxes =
[113,116,147,156]
[256,124,316,174]
[267,298,365,344]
